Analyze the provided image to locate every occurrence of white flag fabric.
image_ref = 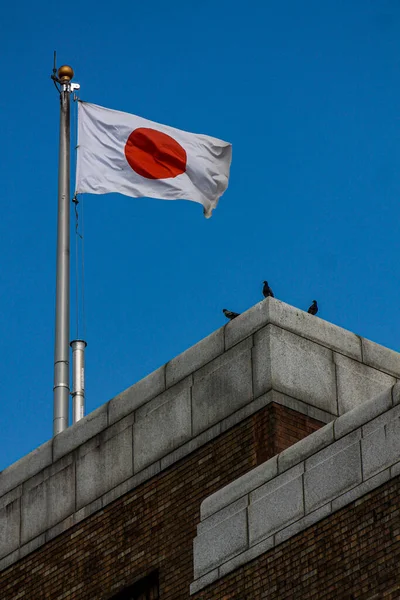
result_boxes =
[75,102,232,218]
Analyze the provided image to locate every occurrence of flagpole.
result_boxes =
[53,65,73,436]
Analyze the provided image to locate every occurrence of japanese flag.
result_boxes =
[75,102,232,218]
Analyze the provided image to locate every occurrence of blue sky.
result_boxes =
[1,0,400,470]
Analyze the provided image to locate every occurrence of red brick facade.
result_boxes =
[2,402,399,599]
[0,404,321,600]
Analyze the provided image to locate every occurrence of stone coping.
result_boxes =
[2,298,399,494]
[190,384,400,594]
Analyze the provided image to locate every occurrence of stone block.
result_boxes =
[0,439,53,498]
[269,390,309,416]
[249,476,303,546]
[200,456,278,520]
[393,381,400,406]
[19,534,46,562]
[331,469,390,512]
[192,339,253,436]
[53,404,108,462]
[133,386,191,473]
[268,300,362,360]
[278,422,334,474]
[224,299,270,350]
[21,460,75,545]
[362,403,400,437]
[335,353,395,414]
[304,441,362,512]
[39,461,75,531]
[251,325,272,397]
[108,366,166,425]
[391,461,400,478]
[334,388,392,440]
[253,325,337,414]
[45,515,75,542]
[103,411,135,441]
[0,496,20,560]
[74,498,103,525]
[219,536,274,577]
[135,376,191,421]
[307,404,335,423]
[193,507,248,578]
[190,569,219,595]
[0,485,21,511]
[193,337,252,382]
[198,496,249,535]
[305,429,360,469]
[76,426,133,509]
[362,416,400,479]
[250,463,304,504]
[361,338,400,377]
[166,328,224,388]
[0,549,20,572]
[275,504,332,546]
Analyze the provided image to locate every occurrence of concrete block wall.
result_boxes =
[190,384,400,594]
[1,297,400,572]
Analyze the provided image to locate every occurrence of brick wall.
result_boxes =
[0,404,321,600]
[193,475,400,600]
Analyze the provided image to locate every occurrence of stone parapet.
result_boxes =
[190,385,400,594]
[1,298,399,573]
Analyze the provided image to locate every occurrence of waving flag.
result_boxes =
[75,102,232,217]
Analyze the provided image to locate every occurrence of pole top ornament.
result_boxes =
[58,65,74,83]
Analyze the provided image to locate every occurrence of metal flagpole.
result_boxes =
[53,64,75,436]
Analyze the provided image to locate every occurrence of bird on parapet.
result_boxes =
[262,281,274,298]
[223,309,240,320]
[307,300,318,315]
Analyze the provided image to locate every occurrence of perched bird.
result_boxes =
[308,300,318,315]
[223,308,240,320]
[262,281,274,298]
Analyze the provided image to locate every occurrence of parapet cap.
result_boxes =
[2,297,400,490]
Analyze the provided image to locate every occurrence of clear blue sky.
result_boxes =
[1,0,400,470]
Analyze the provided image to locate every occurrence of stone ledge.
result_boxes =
[191,384,400,592]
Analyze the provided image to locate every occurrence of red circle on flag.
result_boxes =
[124,128,187,180]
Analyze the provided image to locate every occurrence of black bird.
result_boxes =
[223,308,240,320]
[308,300,318,315]
[262,281,274,298]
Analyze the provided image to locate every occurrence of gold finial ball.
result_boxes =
[58,65,74,82]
